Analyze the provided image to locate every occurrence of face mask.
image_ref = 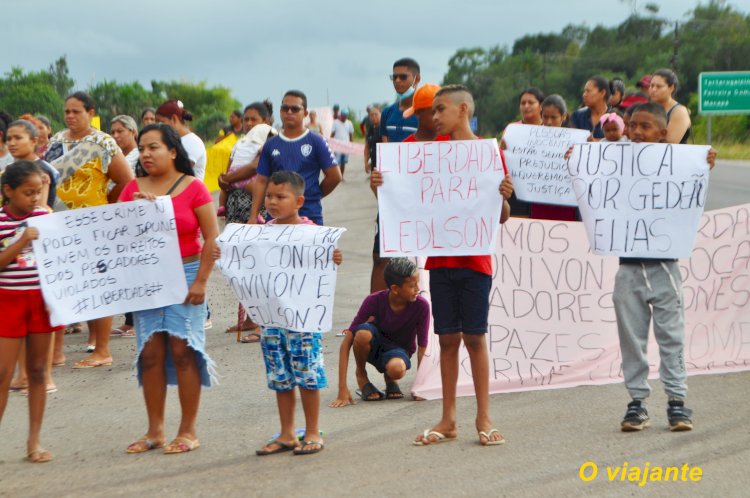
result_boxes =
[396,86,415,102]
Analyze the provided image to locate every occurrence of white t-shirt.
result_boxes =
[0,150,14,172]
[331,119,354,142]
[124,148,140,171]
[181,132,207,181]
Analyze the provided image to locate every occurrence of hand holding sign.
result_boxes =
[567,142,711,258]
[376,139,505,257]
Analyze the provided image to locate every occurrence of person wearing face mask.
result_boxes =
[379,58,421,144]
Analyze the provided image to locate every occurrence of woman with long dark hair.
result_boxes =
[119,123,218,454]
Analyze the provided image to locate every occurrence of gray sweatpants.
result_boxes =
[612,260,687,400]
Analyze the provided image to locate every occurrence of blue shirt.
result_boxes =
[379,102,418,143]
[570,107,609,139]
[257,130,337,224]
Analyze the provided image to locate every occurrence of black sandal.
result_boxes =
[385,382,404,400]
[358,382,385,401]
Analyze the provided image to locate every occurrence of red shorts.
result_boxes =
[0,288,61,338]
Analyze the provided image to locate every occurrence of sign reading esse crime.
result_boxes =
[376,139,505,257]
[28,197,188,326]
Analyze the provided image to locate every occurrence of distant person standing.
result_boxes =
[620,75,651,109]
[331,109,354,177]
[307,110,322,135]
[364,105,382,174]
[649,68,691,144]
[570,75,611,140]
[155,100,207,181]
[141,108,156,127]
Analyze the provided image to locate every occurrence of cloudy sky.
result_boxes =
[4,0,718,117]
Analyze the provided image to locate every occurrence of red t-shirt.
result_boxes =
[119,178,213,258]
[402,134,451,143]
[530,204,578,221]
[422,135,505,276]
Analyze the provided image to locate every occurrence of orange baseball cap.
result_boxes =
[403,83,441,118]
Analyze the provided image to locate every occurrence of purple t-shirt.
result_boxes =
[349,290,430,356]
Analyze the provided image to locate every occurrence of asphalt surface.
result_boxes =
[1,156,748,498]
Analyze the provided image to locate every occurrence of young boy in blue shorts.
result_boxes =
[615,103,716,432]
[252,171,342,456]
[329,258,429,406]
[372,85,513,446]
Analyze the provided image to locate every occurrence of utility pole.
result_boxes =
[670,20,679,72]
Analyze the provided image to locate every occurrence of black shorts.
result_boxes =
[352,323,411,373]
[429,267,491,335]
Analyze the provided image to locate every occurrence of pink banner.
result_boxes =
[327,138,364,156]
[412,204,750,400]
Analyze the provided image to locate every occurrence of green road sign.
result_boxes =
[699,71,750,115]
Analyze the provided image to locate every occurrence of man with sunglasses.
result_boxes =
[249,90,342,226]
[380,58,421,144]
[367,58,421,293]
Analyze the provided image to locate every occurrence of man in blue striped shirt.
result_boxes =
[250,90,342,226]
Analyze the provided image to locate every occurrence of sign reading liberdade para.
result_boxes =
[376,139,505,257]
[216,223,345,333]
[28,197,188,326]
[503,124,590,206]
[567,142,710,258]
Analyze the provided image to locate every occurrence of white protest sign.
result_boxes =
[567,142,710,258]
[376,139,504,257]
[503,124,590,206]
[28,197,188,326]
[216,223,346,333]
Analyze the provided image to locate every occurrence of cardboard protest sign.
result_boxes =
[376,139,505,257]
[216,223,345,333]
[28,197,187,326]
[412,205,750,400]
[567,142,711,258]
[503,124,589,206]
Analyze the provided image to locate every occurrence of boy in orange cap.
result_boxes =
[401,83,446,143]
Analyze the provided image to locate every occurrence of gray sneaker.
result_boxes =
[621,400,650,432]
[667,398,693,431]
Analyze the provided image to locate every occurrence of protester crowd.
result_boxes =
[0,56,717,463]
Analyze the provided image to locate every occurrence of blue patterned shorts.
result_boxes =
[260,328,327,391]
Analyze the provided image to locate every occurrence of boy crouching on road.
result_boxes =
[330,258,429,406]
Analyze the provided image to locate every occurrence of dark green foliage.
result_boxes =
[442,0,750,141]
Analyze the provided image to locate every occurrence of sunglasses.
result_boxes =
[389,73,411,81]
[280,105,304,113]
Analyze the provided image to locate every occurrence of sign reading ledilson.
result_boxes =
[699,71,750,115]
[28,197,188,326]
[412,205,750,400]
[503,124,590,207]
[376,139,505,257]
[216,223,345,333]
[567,142,711,258]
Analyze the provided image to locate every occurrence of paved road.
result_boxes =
[1,157,748,498]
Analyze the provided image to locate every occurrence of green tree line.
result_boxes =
[0,57,240,141]
[442,0,750,141]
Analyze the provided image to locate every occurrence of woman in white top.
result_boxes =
[155,100,207,181]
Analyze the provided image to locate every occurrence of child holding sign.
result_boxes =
[0,160,61,463]
[253,171,342,456]
[375,85,512,446]
[615,103,716,432]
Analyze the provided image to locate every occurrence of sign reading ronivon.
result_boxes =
[567,142,711,258]
[376,139,505,257]
[699,71,750,115]
[216,223,345,333]
[28,197,188,326]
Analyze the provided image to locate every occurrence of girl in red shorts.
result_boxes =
[0,160,60,463]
